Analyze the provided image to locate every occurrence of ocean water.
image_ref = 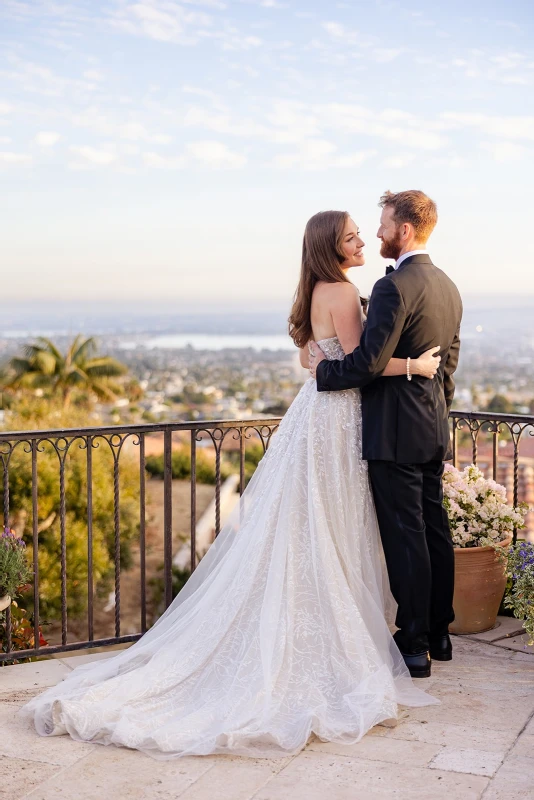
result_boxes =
[2,298,533,351]
[141,334,295,351]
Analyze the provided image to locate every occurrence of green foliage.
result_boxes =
[497,540,534,645]
[0,529,33,599]
[180,385,211,405]
[145,446,230,485]
[0,599,49,663]
[3,335,128,408]
[263,402,290,416]
[145,443,265,486]
[224,442,264,486]
[35,516,112,619]
[484,394,518,414]
[1,406,140,621]
[149,565,191,618]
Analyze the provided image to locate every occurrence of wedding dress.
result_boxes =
[22,337,437,759]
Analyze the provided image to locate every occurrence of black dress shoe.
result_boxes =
[429,635,452,661]
[401,650,431,679]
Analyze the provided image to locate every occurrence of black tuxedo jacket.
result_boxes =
[316,255,462,463]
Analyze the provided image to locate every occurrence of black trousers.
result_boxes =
[367,460,455,654]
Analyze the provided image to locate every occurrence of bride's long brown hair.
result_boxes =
[288,210,351,348]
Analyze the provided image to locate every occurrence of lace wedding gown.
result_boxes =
[22,337,437,759]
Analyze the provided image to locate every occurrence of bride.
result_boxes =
[22,210,441,759]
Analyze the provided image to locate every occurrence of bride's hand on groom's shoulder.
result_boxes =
[412,346,441,379]
[308,342,325,380]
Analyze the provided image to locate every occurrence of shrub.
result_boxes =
[0,528,33,599]
[497,541,534,645]
[145,446,230,485]
[2,406,140,621]
[0,599,49,663]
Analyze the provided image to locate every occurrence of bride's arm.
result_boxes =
[330,283,440,379]
[299,347,309,369]
[382,347,441,378]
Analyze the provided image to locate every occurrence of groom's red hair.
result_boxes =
[379,190,437,243]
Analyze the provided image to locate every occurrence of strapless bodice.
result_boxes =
[315,336,345,361]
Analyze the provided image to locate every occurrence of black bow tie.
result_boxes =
[385,265,395,275]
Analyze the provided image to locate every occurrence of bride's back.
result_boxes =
[310,281,339,341]
[310,280,364,355]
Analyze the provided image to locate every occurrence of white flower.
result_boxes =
[443,463,527,547]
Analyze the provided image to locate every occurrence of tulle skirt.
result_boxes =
[21,378,437,758]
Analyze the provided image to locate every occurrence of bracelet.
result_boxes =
[406,357,412,381]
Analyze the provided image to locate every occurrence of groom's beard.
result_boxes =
[380,228,403,260]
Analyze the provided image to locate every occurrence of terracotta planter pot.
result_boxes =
[0,594,11,613]
[450,534,512,635]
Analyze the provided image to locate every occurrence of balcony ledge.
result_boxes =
[1,619,533,800]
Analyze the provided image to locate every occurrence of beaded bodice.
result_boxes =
[315,336,346,361]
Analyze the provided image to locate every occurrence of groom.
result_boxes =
[309,190,462,678]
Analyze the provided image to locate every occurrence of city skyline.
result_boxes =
[1,0,533,304]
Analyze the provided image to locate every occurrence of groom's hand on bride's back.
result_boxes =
[308,342,326,380]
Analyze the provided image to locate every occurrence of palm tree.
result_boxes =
[3,336,128,408]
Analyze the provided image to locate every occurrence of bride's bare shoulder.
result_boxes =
[313,280,360,306]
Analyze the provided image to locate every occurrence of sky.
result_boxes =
[1,0,533,310]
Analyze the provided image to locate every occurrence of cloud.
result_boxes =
[198,29,262,50]
[107,1,262,52]
[448,49,533,86]
[72,107,172,144]
[118,122,172,143]
[441,112,534,142]
[495,20,521,31]
[0,151,32,165]
[69,146,116,165]
[143,151,185,168]
[382,154,416,169]
[182,0,226,6]
[273,139,375,170]
[480,141,528,162]
[321,20,406,63]
[2,57,98,98]
[0,102,12,114]
[183,98,449,156]
[333,149,377,168]
[109,1,212,44]
[267,102,321,142]
[372,48,405,63]
[185,105,271,139]
[322,21,376,48]
[35,131,61,147]
[187,140,246,167]
[317,104,448,150]
[273,138,335,168]
[83,69,105,82]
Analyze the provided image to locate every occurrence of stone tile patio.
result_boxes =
[1,618,533,800]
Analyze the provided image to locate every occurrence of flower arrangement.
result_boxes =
[443,464,528,548]
[0,528,33,601]
[496,541,534,646]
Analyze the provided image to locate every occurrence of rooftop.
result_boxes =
[2,618,533,800]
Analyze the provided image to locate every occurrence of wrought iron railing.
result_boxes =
[450,410,534,519]
[1,410,532,663]
[0,419,280,663]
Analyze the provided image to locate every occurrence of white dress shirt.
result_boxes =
[394,249,429,270]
